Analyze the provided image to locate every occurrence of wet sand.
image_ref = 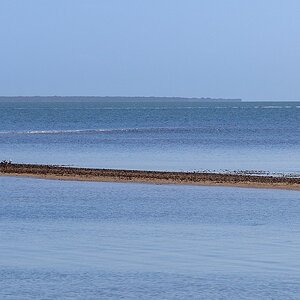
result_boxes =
[0,163,299,190]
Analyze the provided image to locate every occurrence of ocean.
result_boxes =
[0,100,299,174]
[0,100,300,299]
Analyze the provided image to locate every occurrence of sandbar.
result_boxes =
[0,163,299,190]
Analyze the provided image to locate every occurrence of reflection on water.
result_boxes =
[0,177,300,299]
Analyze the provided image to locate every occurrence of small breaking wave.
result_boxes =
[0,126,298,136]
[0,127,193,135]
[260,105,293,109]
[0,128,126,135]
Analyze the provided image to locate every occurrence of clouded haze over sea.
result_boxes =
[1,0,300,100]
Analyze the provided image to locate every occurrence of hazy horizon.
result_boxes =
[1,1,300,100]
[1,96,300,102]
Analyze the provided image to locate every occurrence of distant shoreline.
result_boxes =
[0,96,242,102]
[1,163,299,190]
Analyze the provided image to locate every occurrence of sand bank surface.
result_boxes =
[0,163,299,190]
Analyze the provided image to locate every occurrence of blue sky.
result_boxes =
[0,0,299,100]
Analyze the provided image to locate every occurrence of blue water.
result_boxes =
[0,101,299,173]
[1,177,300,299]
[1,100,300,299]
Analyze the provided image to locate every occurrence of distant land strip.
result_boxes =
[0,163,299,190]
[0,96,242,102]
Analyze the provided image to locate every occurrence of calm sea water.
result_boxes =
[1,100,300,299]
[0,101,299,173]
[1,177,300,299]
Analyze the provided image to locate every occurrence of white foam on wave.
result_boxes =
[0,128,117,135]
[0,127,185,135]
[260,106,294,109]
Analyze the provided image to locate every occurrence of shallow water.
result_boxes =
[1,177,300,299]
[1,99,300,298]
[0,100,299,173]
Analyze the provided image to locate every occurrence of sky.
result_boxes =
[0,0,299,100]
